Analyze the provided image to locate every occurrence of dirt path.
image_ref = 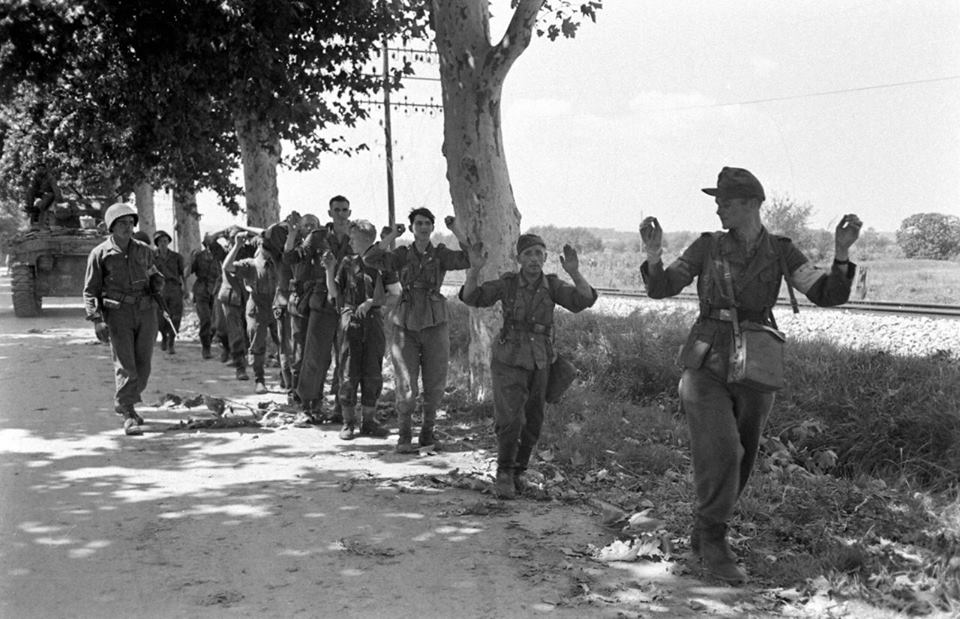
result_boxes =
[0,292,753,618]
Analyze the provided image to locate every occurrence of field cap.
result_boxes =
[702,167,765,201]
[516,233,546,254]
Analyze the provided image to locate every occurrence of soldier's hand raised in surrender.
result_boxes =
[639,216,663,256]
[466,241,487,269]
[559,244,580,275]
[835,214,863,251]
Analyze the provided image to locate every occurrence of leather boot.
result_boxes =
[359,405,389,437]
[494,469,516,500]
[700,523,746,585]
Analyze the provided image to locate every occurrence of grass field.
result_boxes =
[574,253,960,305]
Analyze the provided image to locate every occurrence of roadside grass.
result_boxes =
[857,259,960,305]
[572,254,960,305]
[441,297,960,614]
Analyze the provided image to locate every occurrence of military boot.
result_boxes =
[494,469,516,500]
[359,405,389,438]
[396,413,416,453]
[339,405,358,440]
[201,345,212,360]
[699,523,746,585]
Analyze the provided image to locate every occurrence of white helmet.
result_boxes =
[104,202,139,231]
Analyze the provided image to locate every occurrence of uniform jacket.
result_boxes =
[189,244,225,300]
[641,228,855,369]
[83,236,161,321]
[334,251,400,314]
[283,224,351,312]
[459,271,597,371]
[363,242,469,331]
[262,223,293,308]
[155,249,185,288]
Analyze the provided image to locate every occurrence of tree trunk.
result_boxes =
[172,189,201,260]
[133,181,156,240]
[235,112,281,229]
[432,0,541,401]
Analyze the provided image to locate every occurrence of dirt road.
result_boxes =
[0,283,748,618]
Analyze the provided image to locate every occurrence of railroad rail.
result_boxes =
[441,280,960,319]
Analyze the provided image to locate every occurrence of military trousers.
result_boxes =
[273,305,293,393]
[246,294,275,382]
[104,300,158,408]
[296,307,339,404]
[391,322,449,436]
[491,359,549,473]
[157,284,184,344]
[221,302,248,366]
[194,291,215,348]
[337,311,385,412]
[679,353,775,529]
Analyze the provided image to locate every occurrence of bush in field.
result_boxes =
[763,194,813,241]
[526,225,603,254]
[896,213,960,260]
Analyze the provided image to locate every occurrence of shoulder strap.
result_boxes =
[775,240,800,314]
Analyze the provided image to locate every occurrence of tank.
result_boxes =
[8,226,105,317]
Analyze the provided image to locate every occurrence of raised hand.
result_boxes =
[835,214,863,251]
[466,241,487,269]
[559,244,579,275]
[639,216,663,256]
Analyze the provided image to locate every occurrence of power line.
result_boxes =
[645,74,960,112]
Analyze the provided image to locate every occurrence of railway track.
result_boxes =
[441,280,960,319]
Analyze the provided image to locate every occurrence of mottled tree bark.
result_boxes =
[432,0,542,400]
[235,112,281,229]
[133,181,156,241]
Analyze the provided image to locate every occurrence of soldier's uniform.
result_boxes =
[218,244,253,377]
[189,241,227,359]
[261,223,295,394]
[460,264,596,483]
[333,250,399,435]
[363,241,470,449]
[232,246,278,389]
[642,228,855,567]
[83,233,163,417]
[153,232,185,353]
[284,224,351,414]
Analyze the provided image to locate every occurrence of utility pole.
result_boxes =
[381,35,396,231]
[366,42,442,237]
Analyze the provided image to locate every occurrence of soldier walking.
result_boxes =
[82,203,165,436]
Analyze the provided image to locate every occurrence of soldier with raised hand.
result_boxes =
[364,208,470,453]
[224,230,277,394]
[284,196,353,424]
[83,203,165,436]
[640,166,862,584]
[459,234,597,499]
[327,220,401,440]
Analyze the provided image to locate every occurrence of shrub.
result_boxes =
[896,213,960,260]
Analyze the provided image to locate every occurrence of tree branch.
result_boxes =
[488,0,543,82]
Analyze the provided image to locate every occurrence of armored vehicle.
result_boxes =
[8,226,104,317]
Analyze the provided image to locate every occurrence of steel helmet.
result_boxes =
[104,202,139,231]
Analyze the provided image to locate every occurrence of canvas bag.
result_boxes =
[716,240,799,392]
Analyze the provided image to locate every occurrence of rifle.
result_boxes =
[152,293,179,338]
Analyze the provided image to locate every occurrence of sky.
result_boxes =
[168,0,960,237]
